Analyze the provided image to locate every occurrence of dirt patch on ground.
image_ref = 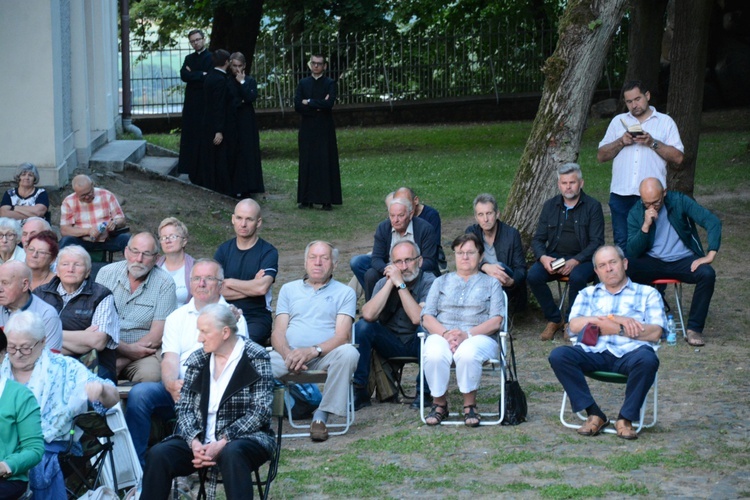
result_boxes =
[28,168,750,498]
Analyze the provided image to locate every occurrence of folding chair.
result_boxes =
[386,356,420,400]
[418,291,509,426]
[59,412,118,498]
[279,370,355,438]
[651,278,687,339]
[559,341,659,435]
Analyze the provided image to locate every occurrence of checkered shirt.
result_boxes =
[60,188,125,241]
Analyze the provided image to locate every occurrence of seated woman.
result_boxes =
[0,218,25,264]
[0,329,44,500]
[33,245,120,383]
[421,233,504,427]
[142,303,274,499]
[156,217,195,307]
[25,230,58,290]
[0,163,50,223]
[0,311,119,498]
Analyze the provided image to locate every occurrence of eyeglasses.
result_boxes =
[455,251,479,257]
[189,37,204,44]
[25,246,52,257]
[6,340,41,356]
[310,61,325,67]
[126,247,158,259]
[159,235,184,242]
[0,233,17,240]
[392,257,419,266]
[189,276,221,283]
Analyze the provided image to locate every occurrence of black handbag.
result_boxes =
[500,333,527,425]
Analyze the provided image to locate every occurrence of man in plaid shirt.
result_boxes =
[549,245,665,440]
[59,175,130,252]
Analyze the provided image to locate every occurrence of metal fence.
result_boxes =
[121,22,628,115]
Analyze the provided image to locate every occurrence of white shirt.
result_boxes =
[206,338,244,443]
[161,297,248,380]
[160,263,188,307]
[390,220,415,251]
[599,107,684,196]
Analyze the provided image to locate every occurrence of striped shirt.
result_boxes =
[569,279,665,357]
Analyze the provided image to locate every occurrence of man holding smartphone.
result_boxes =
[596,80,684,253]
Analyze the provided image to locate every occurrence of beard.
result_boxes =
[402,267,420,283]
[127,262,152,279]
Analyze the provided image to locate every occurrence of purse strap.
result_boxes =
[504,333,519,382]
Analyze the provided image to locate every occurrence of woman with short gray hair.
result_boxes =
[0,163,50,223]
[0,218,25,264]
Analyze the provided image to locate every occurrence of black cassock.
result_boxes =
[196,68,234,193]
[178,49,212,177]
[294,76,342,206]
[228,76,264,195]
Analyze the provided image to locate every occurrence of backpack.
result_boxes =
[282,383,323,419]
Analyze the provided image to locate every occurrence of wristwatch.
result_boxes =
[313,345,323,357]
[397,282,406,290]
[650,140,659,150]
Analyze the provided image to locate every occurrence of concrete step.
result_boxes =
[89,140,147,172]
[139,155,178,177]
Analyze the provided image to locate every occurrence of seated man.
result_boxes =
[21,217,51,248]
[33,245,120,382]
[549,245,663,440]
[529,163,604,341]
[270,241,359,442]
[362,197,439,301]
[0,261,63,351]
[466,193,527,315]
[96,232,177,382]
[353,241,435,411]
[125,259,248,466]
[59,174,130,253]
[627,177,721,347]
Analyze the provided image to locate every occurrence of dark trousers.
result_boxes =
[609,193,640,254]
[143,436,270,499]
[353,319,429,394]
[0,480,27,500]
[59,233,130,253]
[627,255,715,333]
[527,259,595,323]
[549,345,659,422]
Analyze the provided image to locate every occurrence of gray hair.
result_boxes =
[391,240,421,259]
[304,240,339,265]
[14,163,40,185]
[0,218,22,239]
[473,193,498,212]
[593,244,626,263]
[6,310,46,342]
[57,245,92,274]
[191,258,225,281]
[199,303,238,336]
[23,217,51,232]
[128,232,159,254]
[388,197,413,214]
[557,163,582,180]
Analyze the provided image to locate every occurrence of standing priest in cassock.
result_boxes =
[178,29,212,180]
[294,54,342,211]
[198,49,233,193]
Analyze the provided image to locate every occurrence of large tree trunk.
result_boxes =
[209,1,265,68]
[666,0,712,197]
[502,0,628,248]
[624,0,669,106]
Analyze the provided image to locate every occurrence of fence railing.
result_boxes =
[121,23,627,115]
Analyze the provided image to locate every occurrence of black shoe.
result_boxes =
[410,392,433,410]
[321,203,332,211]
[298,202,312,209]
[354,387,371,411]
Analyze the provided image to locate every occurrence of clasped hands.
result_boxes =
[598,315,644,338]
[190,438,227,468]
[441,329,469,353]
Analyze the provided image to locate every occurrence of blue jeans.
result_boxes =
[527,259,595,323]
[124,382,176,467]
[627,255,715,333]
[350,254,371,289]
[608,193,640,254]
[549,345,659,422]
[353,319,428,394]
[59,233,130,253]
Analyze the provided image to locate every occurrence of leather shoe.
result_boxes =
[310,420,329,442]
[540,321,564,341]
[353,387,371,411]
[615,418,638,440]
[409,392,433,410]
[576,415,608,436]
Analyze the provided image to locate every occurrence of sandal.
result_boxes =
[463,405,481,427]
[426,403,449,426]
[686,329,705,347]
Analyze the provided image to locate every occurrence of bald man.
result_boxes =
[627,178,721,347]
[215,199,279,344]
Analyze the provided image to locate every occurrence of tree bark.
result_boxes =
[666,0,712,196]
[502,0,628,248]
[624,0,669,107]
[209,1,265,68]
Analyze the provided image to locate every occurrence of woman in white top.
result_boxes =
[0,218,25,264]
[156,217,194,306]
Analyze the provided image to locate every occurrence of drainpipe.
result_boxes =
[120,0,143,138]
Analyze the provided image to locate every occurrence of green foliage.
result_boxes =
[604,449,663,472]
[129,0,209,54]
[539,481,649,498]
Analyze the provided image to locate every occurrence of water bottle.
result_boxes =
[666,315,677,346]
[98,221,108,234]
